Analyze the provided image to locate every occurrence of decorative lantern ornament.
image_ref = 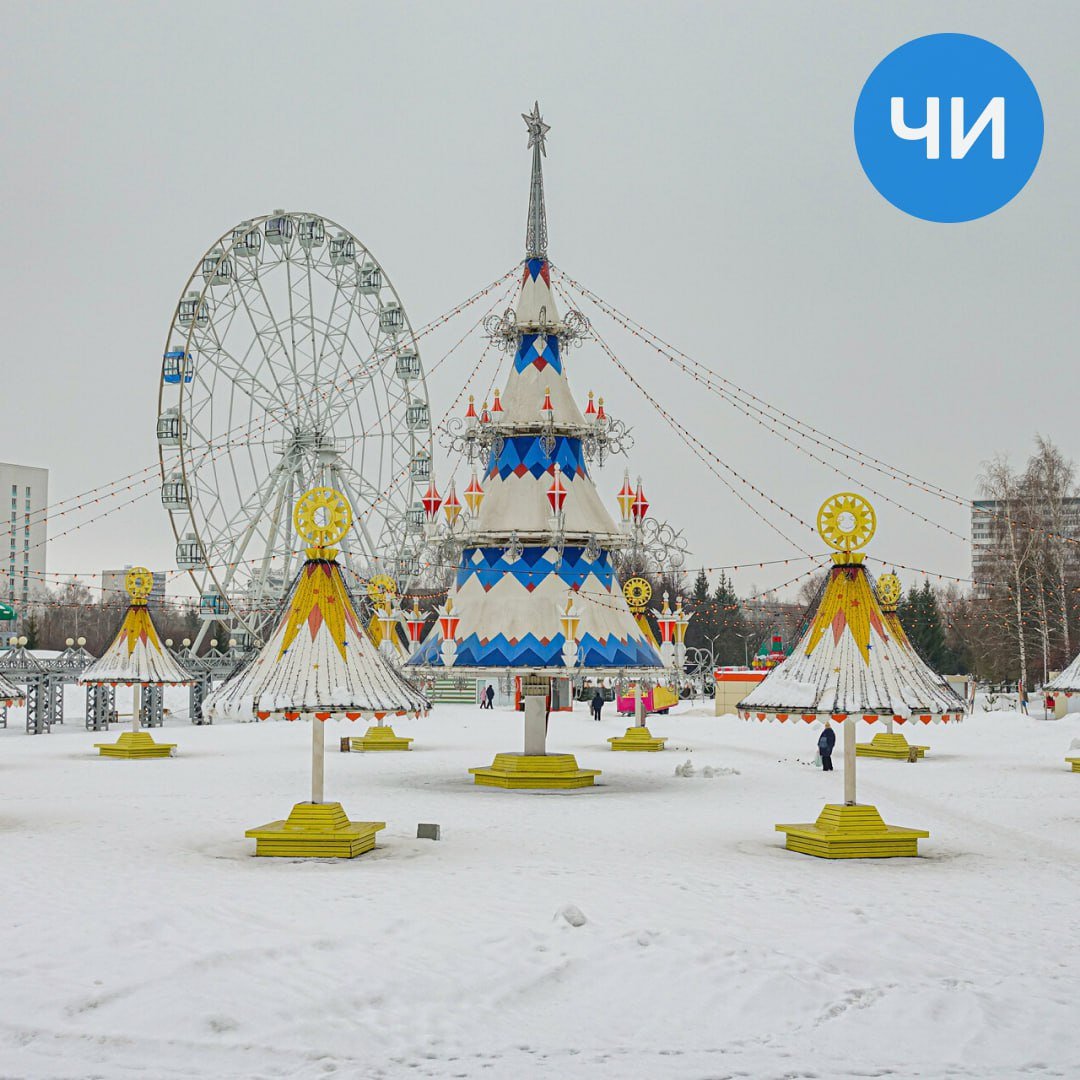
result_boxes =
[631,477,649,522]
[617,470,635,524]
[422,481,443,522]
[443,481,462,526]
[546,463,568,515]
[584,391,597,421]
[491,388,504,416]
[464,471,485,515]
[405,598,426,653]
[465,395,478,430]
[559,591,582,668]
[539,386,554,424]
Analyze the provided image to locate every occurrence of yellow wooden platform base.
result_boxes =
[1066,757,1080,773]
[94,730,176,758]
[349,725,413,752]
[775,803,929,859]
[245,802,386,858]
[607,726,667,751]
[469,753,600,790]
[855,732,928,761]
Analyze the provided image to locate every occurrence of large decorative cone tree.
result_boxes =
[407,103,664,789]
[738,494,967,859]
[1045,651,1080,766]
[79,567,193,757]
[203,488,429,858]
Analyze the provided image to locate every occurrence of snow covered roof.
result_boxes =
[738,555,966,724]
[1046,650,1080,693]
[78,603,194,686]
[204,552,429,722]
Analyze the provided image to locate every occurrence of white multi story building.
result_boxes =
[0,462,48,611]
[972,497,1080,599]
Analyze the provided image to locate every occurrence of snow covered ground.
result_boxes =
[0,696,1077,1079]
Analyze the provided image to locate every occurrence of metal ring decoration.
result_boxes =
[816,492,876,552]
[366,573,398,600]
[294,487,353,550]
[623,576,652,611]
[876,572,902,609]
[125,566,154,602]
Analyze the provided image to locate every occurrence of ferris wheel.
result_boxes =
[156,210,432,647]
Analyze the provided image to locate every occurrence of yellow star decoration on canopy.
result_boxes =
[806,561,888,666]
[278,487,363,661]
[805,493,888,665]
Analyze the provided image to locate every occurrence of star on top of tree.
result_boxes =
[522,101,550,156]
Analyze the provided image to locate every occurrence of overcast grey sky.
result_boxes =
[2,1,1076,599]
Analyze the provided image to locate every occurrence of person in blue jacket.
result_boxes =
[817,723,836,771]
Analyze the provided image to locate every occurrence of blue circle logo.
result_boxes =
[854,34,1043,223]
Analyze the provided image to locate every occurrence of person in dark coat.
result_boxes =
[590,690,605,722]
[817,723,836,771]
[483,684,495,710]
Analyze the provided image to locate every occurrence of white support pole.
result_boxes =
[523,694,547,756]
[886,715,894,734]
[311,716,325,804]
[635,681,646,728]
[843,717,856,806]
[132,684,142,733]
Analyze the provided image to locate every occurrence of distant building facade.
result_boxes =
[0,462,48,611]
[101,567,167,606]
[972,497,1080,599]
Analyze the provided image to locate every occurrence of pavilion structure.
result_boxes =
[203,487,428,858]
[79,567,193,757]
[738,493,966,858]
[407,104,665,788]
[1044,651,1080,769]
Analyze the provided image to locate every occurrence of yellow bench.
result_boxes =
[776,803,929,859]
[855,732,927,761]
[245,802,385,858]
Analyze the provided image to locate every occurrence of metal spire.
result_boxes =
[522,102,550,258]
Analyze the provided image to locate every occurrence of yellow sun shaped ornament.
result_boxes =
[125,566,155,605]
[294,487,352,556]
[876,571,902,611]
[816,492,876,559]
[367,574,398,602]
[623,576,652,612]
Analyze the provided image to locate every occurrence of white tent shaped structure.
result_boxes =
[203,486,429,858]
[1045,651,1080,767]
[79,567,193,758]
[738,493,966,859]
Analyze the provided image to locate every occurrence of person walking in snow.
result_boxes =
[590,690,605,722]
[817,723,836,771]
[1019,682,1029,715]
[482,684,495,710]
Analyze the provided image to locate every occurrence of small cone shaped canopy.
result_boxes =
[79,568,193,686]
[205,488,429,721]
[739,499,965,725]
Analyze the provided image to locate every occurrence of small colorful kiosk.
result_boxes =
[78,567,193,757]
[1044,650,1080,769]
[203,487,429,858]
[738,494,966,858]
